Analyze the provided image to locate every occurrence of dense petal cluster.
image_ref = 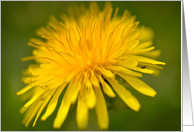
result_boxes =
[17,2,165,130]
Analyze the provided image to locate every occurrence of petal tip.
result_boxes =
[41,116,46,121]
[152,92,157,97]
[53,123,61,129]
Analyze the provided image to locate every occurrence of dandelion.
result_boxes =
[17,1,165,130]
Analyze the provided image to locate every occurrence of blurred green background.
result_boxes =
[1,1,181,131]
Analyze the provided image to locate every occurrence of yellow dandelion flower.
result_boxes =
[17,1,165,130]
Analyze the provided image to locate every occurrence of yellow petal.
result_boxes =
[17,85,33,95]
[33,89,56,127]
[135,41,153,49]
[146,66,161,77]
[53,78,81,129]
[41,83,67,121]
[90,70,100,87]
[98,75,116,98]
[95,86,109,130]
[117,72,157,97]
[140,49,161,59]
[129,55,166,65]
[131,67,154,74]
[47,69,80,89]
[21,56,36,61]
[117,59,138,69]
[19,87,35,102]
[53,102,70,129]
[106,65,142,77]
[45,74,67,89]
[84,85,96,109]
[24,88,45,107]
[110,40,139,59]
[53,94,71,128]
[71,74,82,104]
[76,94,89,129]
[20,106,28,114]
[129,46,155,54]
[22,100,42,127]
[98,67,114,78]
[139,27,154,42]
[106,77,141,111]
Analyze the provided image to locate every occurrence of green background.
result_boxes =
[1,1,181,131]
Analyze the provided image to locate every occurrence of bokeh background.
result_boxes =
[1,1,181,131]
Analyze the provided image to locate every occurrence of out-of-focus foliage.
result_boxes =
[1,1,181,131]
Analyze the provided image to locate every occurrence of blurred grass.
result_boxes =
[1,1,181,131]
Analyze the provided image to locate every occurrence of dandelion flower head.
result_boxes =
[17,1,165,130]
